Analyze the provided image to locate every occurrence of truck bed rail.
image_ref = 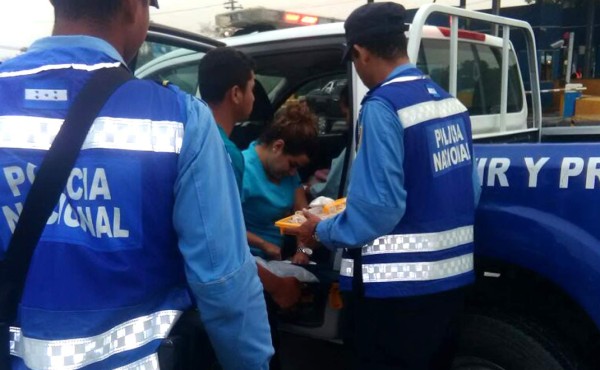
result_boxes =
[408,4,542,139]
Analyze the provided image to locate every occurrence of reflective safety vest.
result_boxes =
[0,45,192,369]
[340,68,476,298]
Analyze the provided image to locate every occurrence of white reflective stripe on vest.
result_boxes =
[114,353,159,370]
[10,310,181,370]
[362,226,473,256]
[0,116,184,153]
[0,62,122,79]
[381,75,427,86]
[397,97,467,129]
[340,253,473,282]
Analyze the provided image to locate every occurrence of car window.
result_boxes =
[151,64,199,95]
[418,39,522,116]
[475,43,523,114]
[255,74,285,99]
[135,41,204,95]
[137,41,174,68]
[291,74,348,135]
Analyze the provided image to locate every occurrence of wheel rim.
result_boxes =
[453,356,507,370]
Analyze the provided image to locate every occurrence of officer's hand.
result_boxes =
[293,210,321,248]
[263,242,282,261]
[271,276,302,309]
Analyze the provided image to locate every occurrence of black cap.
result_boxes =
[150,0,159,9]
[342,2,407,62]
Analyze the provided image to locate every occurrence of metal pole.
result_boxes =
[449,15,458,97]
[491,0,500,36]
[584,0,595,78]
[367,0,374,3]
[500,25,510,132]
[566,32,574,84]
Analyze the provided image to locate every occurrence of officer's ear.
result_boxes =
[353,45,370,64]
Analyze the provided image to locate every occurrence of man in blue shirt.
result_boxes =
[199,47,302,370]
[296,2,480,369]
[0,0,272,369]
[198,47,255,193]
[199,46,301,308]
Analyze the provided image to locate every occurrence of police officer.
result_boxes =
[296,2,480,369]
[0,0,272,369]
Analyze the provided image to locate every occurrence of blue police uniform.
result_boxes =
[0,36,272,370]
[317,64,478,298]
[315,63,479,369]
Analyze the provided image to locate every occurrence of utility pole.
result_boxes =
[457,0,466,29]
[566,32,575,84]
[491,0,500,36]
[224,0,242,11]
[583,0,596,78]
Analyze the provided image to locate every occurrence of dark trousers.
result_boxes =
[265,293,282,370]
[342,288,467,370]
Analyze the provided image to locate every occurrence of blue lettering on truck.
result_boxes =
[474,143,600,330]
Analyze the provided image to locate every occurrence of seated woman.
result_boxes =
[242,101,318,264]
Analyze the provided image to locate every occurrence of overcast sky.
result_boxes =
[0,0,530,51]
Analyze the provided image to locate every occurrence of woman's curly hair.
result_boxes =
[259,101,319,158]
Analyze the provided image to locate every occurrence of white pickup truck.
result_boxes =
[136,5,600,369]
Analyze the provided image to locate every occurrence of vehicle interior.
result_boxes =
[231,42,350,191]
[228,41,349,331]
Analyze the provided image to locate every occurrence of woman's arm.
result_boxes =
[247,231,282,260]
[293,186,309,211]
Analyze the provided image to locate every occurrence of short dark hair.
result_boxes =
[355,33,407,61]
[259,101,318,158]
[198,47,256,104]
[50,0,124,22]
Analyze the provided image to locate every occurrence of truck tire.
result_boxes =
[453,312,579,370]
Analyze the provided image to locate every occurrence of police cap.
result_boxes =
[342,2,408,61]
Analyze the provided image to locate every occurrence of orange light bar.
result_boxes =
[284,13,301,23]
[300,16,319,25]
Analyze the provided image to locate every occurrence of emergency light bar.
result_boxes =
[215,7,340,32]
[284,13,320,25]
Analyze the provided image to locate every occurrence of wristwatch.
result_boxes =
[312,229,320,243]
[297,247,313,256]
